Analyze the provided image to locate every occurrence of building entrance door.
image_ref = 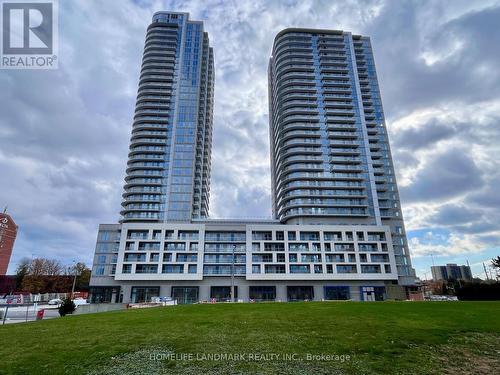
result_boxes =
[172,287,199,304]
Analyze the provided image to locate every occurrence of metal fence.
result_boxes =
[0,302,61,325]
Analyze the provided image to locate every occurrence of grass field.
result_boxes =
[0,301,499,375]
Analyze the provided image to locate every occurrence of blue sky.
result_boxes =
[1,0,499,279]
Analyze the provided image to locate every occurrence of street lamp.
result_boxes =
[231,244,236,303]
[71,260,77,300]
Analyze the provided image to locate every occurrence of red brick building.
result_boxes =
[0,213,17,275]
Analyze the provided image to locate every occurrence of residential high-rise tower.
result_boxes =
[121,12,214,223]
[268,29,414,282]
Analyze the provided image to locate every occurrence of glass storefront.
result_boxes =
[287,286,314,301]
[171,286,199,304]
[130,287,160,303]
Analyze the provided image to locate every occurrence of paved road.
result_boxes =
[1,304,60,324]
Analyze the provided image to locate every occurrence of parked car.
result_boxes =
[73,297,89,306]
[48,298,63,306]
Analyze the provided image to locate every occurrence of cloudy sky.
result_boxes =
[1,0,499,279]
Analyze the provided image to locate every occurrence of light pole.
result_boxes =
[231,244,236,303]
[71,260,77,300]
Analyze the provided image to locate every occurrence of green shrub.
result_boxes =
[58,298,76,316]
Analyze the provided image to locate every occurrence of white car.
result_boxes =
[48,298,63,305]
[73,298,89,306]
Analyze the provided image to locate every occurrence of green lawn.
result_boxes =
[1,302,499,374]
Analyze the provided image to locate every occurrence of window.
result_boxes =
[178,231,199,240]
[150,253,159,262]
[171,287,199,304]
[162,264,184,273]
[206,243,245,254]
[205,232,246,241]
[324,232,342,241]
[124,253,146,262]
[264,265,286,274]
[277,253,286,263]
[287,286,314,301]
[135,264,158,274]
[122,264,132,274]
[138,242,160,251]
[252,254,272,262]
[165,242,186,251]
[359,243,378,252]
[127,230,148,240]
[276,231,284,240]
[301,254,321,262]
[252,264,261,273]
[264,243,285,251]
[203,265,246,275]
[371,254,389,262]
[335,243,354,251]
[176,253,197,262]
[361,265,381,274]
[252,231,272,240]
[288,231,296,241]
[97,255,106,264]
[384,264,391,273]
[290,265,310,273]
[188,264,197,274]
[94,266,105,276]
[326,254,344,262]
[300,231,320,241]
[96,242,119,253]
[210,286,237,302]
[367,232,386,241]
[324,286,350,300]
[131,287,160,303]
[289,243,308,251]
[249,286,276,301]
[314,265,323,273]
[337,265,357,273]
[190,242,198,251]
[98,230,121,241]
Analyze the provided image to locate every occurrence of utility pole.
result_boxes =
[483,262,490,281]
[231,245,235,303]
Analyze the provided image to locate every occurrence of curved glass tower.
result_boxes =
[121,12,214,223]
[268,28,415,279]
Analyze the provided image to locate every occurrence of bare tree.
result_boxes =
[28,257,63,276]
